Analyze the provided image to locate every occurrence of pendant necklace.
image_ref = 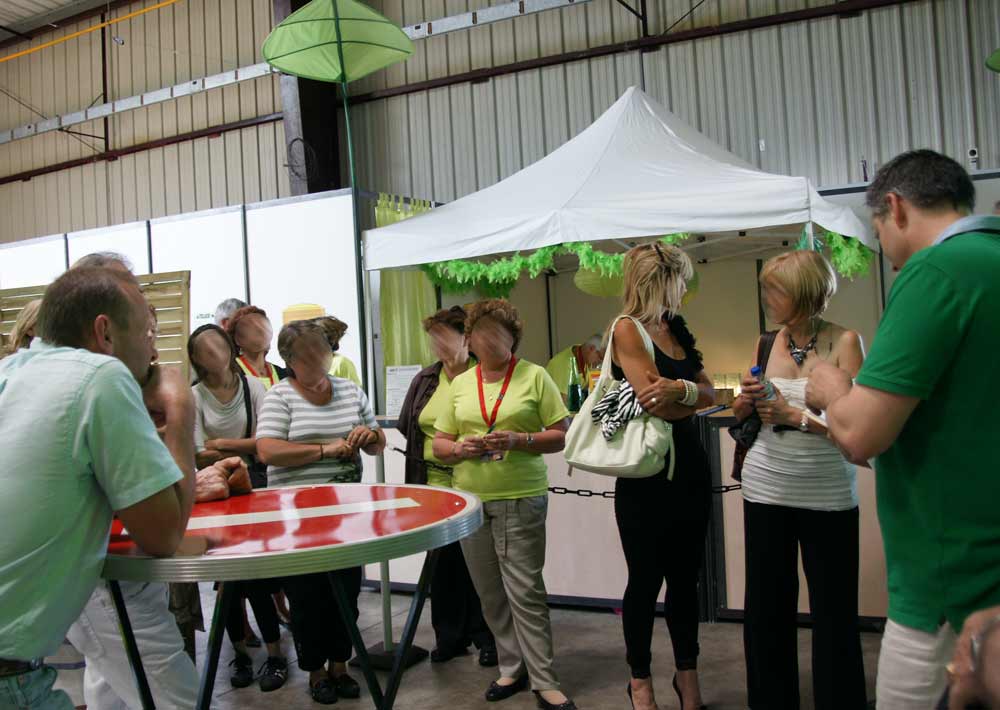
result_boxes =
[788,323,820,366]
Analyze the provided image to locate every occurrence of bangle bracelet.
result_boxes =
[680,379,699,407]
[317,443,325,461]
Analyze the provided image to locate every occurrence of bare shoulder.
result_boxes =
[828,323,863,350]
[824,321,865,367]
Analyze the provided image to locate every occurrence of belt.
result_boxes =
[0,658,42,677]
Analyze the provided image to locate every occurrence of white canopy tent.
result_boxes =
[364,87,872,271]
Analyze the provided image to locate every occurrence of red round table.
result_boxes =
[102,483,482,710]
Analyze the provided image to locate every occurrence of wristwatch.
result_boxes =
[799,410,810,433]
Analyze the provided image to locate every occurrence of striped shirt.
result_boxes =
[256,376,377,488]
[741,377,858,511]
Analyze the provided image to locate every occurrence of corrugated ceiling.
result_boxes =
[0,0,113,39]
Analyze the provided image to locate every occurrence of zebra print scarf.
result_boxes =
[591,381,645,440]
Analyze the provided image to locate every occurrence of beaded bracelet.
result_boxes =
[679,379,699,407]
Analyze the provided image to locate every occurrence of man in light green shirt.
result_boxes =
[0,267,196,709]
[544,334,603,401]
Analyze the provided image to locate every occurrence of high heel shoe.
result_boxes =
[672,674,707,710]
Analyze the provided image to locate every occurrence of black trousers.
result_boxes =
[615,466,710,678]
[224,580,282,647]
[743,501,868,710]
[430,540,495,652]
[283,567,362,672]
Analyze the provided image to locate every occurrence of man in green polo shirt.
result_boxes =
[806,150,1000,709]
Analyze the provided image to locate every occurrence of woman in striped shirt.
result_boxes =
[256,319,384,705]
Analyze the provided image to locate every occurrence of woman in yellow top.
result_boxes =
[398,306,496,666]
[227,306,285,389]
[312,315,362,386]
[432,299,575,710]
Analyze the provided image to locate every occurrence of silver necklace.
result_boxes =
[787,323,820,366]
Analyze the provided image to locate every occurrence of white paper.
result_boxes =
[385,365,422,418]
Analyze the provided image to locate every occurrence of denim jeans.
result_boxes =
[0,666,74,710]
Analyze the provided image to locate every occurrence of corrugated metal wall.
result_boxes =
[0,0,290,244]
[2,0,998,243]
[345,0,1000,201]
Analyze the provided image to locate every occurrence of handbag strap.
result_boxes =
[756,330,779,376]
[237,369,254,439]
[598,315,655,391]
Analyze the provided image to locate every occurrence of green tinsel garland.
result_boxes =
[422,229,874,297]
[422,234,692,298]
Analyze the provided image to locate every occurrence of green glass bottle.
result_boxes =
[567,359,584,413]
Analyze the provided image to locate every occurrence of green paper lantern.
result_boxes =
[988,49,1000,73]
[263,0,413,84]
[574,268,624,298]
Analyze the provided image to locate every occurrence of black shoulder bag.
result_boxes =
[238,370,269,489]
[728,331,778,482]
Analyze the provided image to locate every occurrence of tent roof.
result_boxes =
[364,87,873,271]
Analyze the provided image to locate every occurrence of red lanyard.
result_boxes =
[240,355,275,387]
[477,357,518,432]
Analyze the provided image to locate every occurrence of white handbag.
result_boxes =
[564,316,675,479]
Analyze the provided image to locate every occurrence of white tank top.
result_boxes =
[740,377,858,511]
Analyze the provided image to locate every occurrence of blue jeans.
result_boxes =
[0,667,74,710]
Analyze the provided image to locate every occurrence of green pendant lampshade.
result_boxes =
[263,0,413,84]
[988,49,1000,73]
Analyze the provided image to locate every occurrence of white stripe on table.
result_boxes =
[187,498,421,531]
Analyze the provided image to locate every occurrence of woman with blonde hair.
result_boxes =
[610,243,715,710]
[733,249,867,709]
[4,299,41,356]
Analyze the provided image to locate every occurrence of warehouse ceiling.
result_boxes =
[0,0,114,41]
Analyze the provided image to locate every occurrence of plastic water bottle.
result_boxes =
[750,366,777,401]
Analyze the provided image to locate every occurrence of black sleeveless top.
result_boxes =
[612,317,711,515]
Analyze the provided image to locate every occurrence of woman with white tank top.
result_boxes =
[733,251,869,710]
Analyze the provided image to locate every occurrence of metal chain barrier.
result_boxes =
[547,483,741,499]
[388,448,742,499]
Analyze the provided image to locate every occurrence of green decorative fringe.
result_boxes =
[421,234,692,298]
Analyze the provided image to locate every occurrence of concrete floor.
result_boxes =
[56,585,882,709]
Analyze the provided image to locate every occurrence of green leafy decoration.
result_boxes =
[825,231,875,279]
[795,226,874,279]
[421,234,692,298]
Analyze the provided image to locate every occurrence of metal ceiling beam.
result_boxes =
[404,0,592,41]
[349,0,918,106]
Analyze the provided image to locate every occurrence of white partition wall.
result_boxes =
[151,208,247,329]
[246,191,363,374]
[0,235,67,289]
[67,222,151,274]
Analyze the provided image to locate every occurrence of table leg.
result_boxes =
[329,549,441,710]
[196,582,235,710]
[329,572,385,708]
[108,580,156,710]
[382,549,440,710]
